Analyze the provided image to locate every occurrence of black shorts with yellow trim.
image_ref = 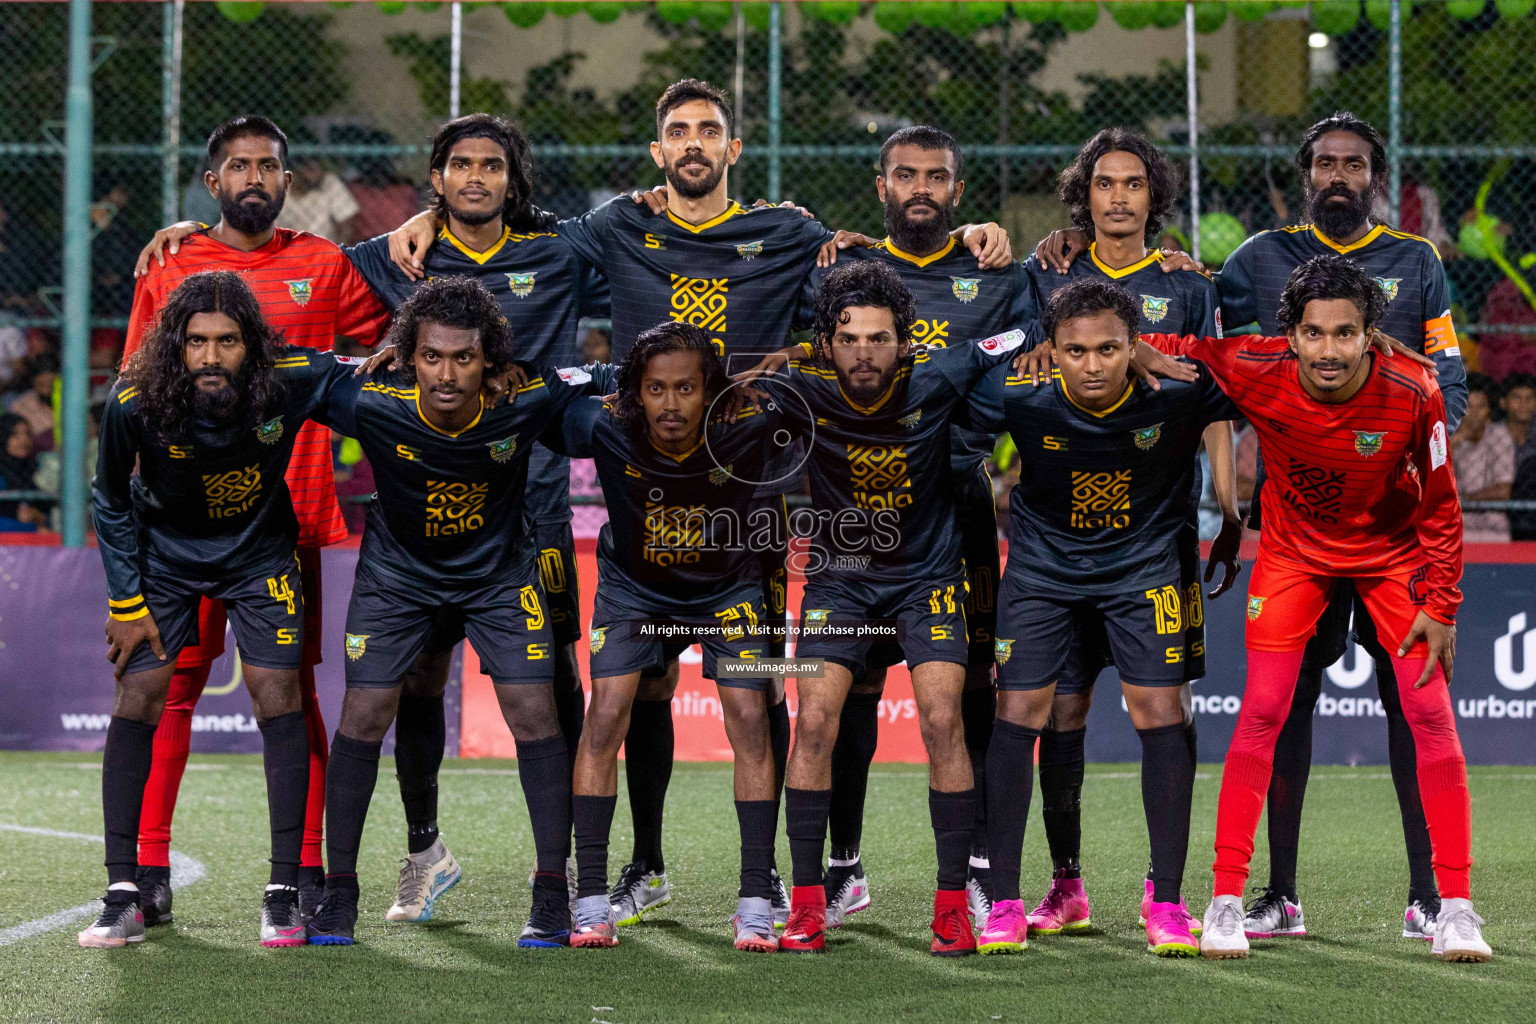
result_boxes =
[533,519,582,647]
[123,551,305,675]
[343,558,554,687]
[1055,524,1207,691]
[994,570,1195,693]
[796,573,969,675]
[751,493,790,659]
[587,578,771,690]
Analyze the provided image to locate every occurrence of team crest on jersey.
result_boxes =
[898,410,922,429]
[506,272,536,298]
[1246,596,1265,622]
[1133,423,1163,451]
[487,434,519,463]
[951,277,980,303]
[284,279,313,307]
[994,638,1013,665]
[736,239,764,260]
[1141,295,1170,323]
[1375,277,1401,302]
[803,609,830,633]
[589,627,607,655]
[255,417,284,445]
[1354,430,1386,457]
[345,634,369,661]
[708,464,733,486]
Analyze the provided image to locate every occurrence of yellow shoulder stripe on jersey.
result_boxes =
[667,200,744,234]
[361,382,417,400]
[1089,243,1163,280]
[881,236,955,268]
[117,387,139,404]
[1058,375,1134,418]
[517,378,547,393]
[439,225,512,265]
[1310,224,1385,255]
[108,595,145,609]
[1381,226,1441,260]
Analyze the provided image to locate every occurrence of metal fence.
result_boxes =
[6,0,1536,541]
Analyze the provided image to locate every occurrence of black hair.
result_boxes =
[428,113,553,233]
[1296,111,1388,200]
[25,352,59,381]
[811,260,918,351]
[879,125,964,180]
[1041,278,1140,343]
[1502,372,1536,396]
[1057,126,1182,243]
[1275,254,1388,335]
[206,115,289,169]
[613,321,730,441]
[124,271,283,440]
[656,78,736,139]
[383,275,516,384]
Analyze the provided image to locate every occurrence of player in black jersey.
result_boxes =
[540,323,786,952]
[752,261,1024,956]
[797,127,1035,931]
[82,272,339,949]
[960,280,1240,957]
[1035,113,1464,940]
[1016,129,1238,939]
[302,278,616,949]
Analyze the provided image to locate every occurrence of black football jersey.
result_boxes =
[805,239,1038,474]
[961,362,1237,596]
[1216,223,1465,428]
[547,397,780,603]
[323,361,616,589]
[1025,243,1221,339]
[93,347,344,612]
[756,330,1026,583]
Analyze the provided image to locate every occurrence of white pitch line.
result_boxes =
[0,823,205,946]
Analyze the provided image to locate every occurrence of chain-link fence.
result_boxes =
[5,1,1536,535]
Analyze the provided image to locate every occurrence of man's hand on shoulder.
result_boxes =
[387,210,440,281]
[958,223,1012,269]
[1033,227,1090,274]
[818,230,877,269]
[134,221,203,278]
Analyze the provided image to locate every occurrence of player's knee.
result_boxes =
[338,692,397,743]
[113,675,169,724]
[636,663,680,701]
[917,704,964,756]
[581,700,629,756]
[243,667,303,720]
[496,682,560,740]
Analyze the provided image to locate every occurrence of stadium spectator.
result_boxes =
[1502,373,1536,540]
[0,316,27,390]
[1451,375,1514,542]
[0,411,47,530]
[1475,275,1536,381]
[6,353,58,451]
[277,156,359,243]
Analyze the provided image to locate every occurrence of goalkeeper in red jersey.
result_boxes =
[1141,254,1489,963]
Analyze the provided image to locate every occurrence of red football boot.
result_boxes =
[780,885,827,954]
[930,888,977,957]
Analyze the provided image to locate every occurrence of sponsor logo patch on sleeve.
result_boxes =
[977,329,1025,355]
[1430,421,1448,470]
[556,365,593,385]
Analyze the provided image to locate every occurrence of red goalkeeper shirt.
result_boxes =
[124,228,391,547]
[1144,333,1463,623]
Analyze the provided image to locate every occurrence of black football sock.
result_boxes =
[554,664,586,774]
[258,710,310,888]
[573,794,617,900]
[325,732,383,878]
[785,786,833,889]
[1038,725,1086,878]
[985,720,1040,903]
[827,691,879,858]
[1376,653,1438,906]
[298,865,325,888]
[767,695,791,873]
[1266,667,1320,902]
[736,799,778,901]
[624,697,673,871]
[516,734,572,877]
[394,693,444,855]
[102,716,157,885]
[1138,723,1195,905]
[961,685,995,860]
[930,788,977,892]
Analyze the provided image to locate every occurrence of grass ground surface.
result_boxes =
[0,751,1532,1024]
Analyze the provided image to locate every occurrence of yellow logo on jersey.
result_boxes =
[1247,596,1266,622]
[487,435,519,463]
[255,417,284,445]
[847,444,911,509]
[589,627,607,655]
[1070,469,1131,530]
[642,502,707,566]
[669,274,728,350]
[1141,295,1170,323]
[736,239,763,260]
[506,272,536,298]
[802,609,831,633]
[396,444,421,461]
[951,277,980,303]
[709,464,733,486]
[168,445,192,459]
[345,633,369,660]
[203,465,262,519]
[425,480,489,537]
[644,233,666,250]
[284,279,313,307]
[1375,277,1400,302]
[911,318,950,346]
[994,638,1014,665]
[1133,423,1163,451]
[898,410,921,429]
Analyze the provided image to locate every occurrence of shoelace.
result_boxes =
[785,905,822,938]
[574,896,611,931]
[969,879,992,912]
[1038,884,1072,916]
[1440,906,1484,943]
[1246,888,1287,920]
[1214,900,1245,934]
[736,908,775,937]
[398,855,434,896]
[609,864,647,904]
[985,903,1023,933]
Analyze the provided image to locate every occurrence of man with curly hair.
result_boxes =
[82,271,357,950]
[301,276,616,949]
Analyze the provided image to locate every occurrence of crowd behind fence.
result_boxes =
[4,1,1536,541]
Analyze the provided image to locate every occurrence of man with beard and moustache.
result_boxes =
[121,116,391,928]
[793,126,1035,934]
[83,271,358,949]
[1032,112,1466,943]
[747,261,1026,956]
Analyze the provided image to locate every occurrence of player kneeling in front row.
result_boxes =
[1139,254,1490,963]
[82,272,341,948]
[303,277,616,948]
[542,322,782,951]
[964,280,1240,957]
